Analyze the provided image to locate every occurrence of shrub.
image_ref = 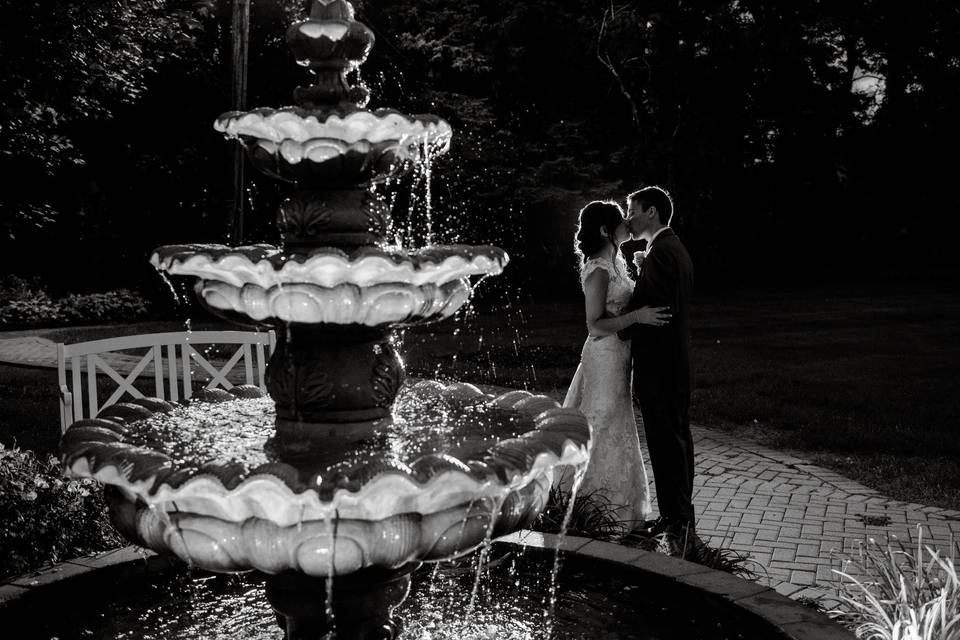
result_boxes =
[0,274,41,301]
[0,291,67,327]
[0,275,151,328]
[0,443,123,580]
[830,531,960,640]
[60,289,150,324]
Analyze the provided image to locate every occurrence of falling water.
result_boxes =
[423,141,434,246]
[157,271,177,306]
[277,200,290,252]
[183,323,196,385]
[322,509,338,630]
[544,462,589,639]
[372,178,402,248]
[168,501,198,569]
[428,561,442,596]
[466,491,509,614]
[404,165,419,247]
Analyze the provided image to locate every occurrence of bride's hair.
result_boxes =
[574,200,625,267]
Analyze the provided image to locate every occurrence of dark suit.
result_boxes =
[623,228,696,526]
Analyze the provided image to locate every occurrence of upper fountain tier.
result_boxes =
[217,0,451,186]
[216,107,451,186]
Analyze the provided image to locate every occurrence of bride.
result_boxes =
[561,200,671,534]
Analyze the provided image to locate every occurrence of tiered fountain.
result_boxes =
[59,2,590,638]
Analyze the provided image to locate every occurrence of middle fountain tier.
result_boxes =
[60,2,591,638]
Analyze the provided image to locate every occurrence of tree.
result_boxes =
[0,1,215,242]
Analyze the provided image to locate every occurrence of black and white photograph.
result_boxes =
[1,1,957,638]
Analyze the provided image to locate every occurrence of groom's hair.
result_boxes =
[574,200,625,266]
[628,186,673,225]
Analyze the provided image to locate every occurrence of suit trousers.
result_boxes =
[636,394,695,525]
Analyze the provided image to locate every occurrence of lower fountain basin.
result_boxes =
[0,534,854,639]
[60,382,590,578]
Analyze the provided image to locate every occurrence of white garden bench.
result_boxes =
[57,330,276,433]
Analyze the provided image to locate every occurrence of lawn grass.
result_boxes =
[688,286,960,510]
[2,284,958,510]
[402,282,960,511]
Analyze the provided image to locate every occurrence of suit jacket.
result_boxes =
[622,228,694,402]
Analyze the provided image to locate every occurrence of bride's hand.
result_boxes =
[633,306,672,327]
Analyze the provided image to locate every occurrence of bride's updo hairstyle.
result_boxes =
[574,200,625,267]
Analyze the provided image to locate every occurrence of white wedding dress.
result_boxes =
[561,254,651,532]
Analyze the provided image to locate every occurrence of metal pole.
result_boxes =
[230,0,250,244]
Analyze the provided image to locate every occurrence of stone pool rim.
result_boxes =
[499,530,855,640]
[0,531,854,639]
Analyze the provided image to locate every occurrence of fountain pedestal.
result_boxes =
[266,564,419,640]
[267,324,403,456]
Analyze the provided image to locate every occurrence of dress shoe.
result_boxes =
[642,516,674,536]
[662,522,706,559]
[647,516,699,538]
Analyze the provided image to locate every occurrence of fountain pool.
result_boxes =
[0,537,851,640]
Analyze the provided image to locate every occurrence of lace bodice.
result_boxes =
[580,254,634,316]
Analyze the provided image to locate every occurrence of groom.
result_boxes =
[621,185,698,546]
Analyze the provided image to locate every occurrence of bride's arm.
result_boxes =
[583,270,672,337]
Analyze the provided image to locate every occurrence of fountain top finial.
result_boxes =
[287,0,374,108]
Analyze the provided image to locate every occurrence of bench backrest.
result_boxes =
[57,330,276,432]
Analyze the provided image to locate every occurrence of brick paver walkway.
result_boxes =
[3,333,959,609]
[670,427,960,605]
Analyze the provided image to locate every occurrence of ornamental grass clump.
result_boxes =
[830,529,960,640]
[535,486,762,580]
[535,486,627,541]
[0,443,122,580]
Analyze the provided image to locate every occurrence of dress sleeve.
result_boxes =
[580,258,612,289]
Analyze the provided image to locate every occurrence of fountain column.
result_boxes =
[267,186,402,456]
[256,0,401,455]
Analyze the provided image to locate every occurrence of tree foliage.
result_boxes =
[0,0,215,238]
[2,0,958,294]
[363,0,960,287]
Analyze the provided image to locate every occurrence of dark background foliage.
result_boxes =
[1,0,957,303]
